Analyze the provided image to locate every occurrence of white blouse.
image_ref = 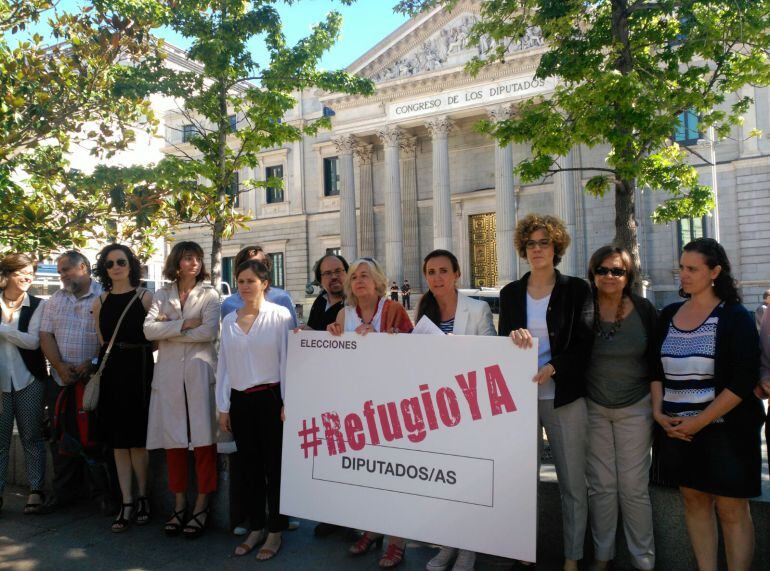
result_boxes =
[215,300,292,413]
[0,294,45,392]
[343,298,386,332]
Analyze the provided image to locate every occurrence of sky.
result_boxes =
[20,0,411,70]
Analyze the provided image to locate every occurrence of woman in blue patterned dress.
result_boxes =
[651,238,764,571]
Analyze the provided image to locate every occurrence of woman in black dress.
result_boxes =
[92,244,154,533]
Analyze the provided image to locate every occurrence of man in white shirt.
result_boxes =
[38,251,112,514]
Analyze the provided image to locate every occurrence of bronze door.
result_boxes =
[469,213,497,288]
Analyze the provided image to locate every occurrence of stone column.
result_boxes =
[425,116,454,251]
[488,105,518,285]
[332,134,358,262]
[355,145,375,258]
[553,149,578,276]
[400,136,421,290]
[377,125,404,283]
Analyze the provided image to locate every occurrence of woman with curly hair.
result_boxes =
[92,244,154,533]
[653,238,763,571]
[498,213,593,571]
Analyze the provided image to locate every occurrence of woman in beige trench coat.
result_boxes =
[143,242,220,539]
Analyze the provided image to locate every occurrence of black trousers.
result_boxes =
[229,386,288,533]
[44,381,116,506]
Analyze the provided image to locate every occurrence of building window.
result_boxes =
[322,106,336,117]
[228,114,237,133]
[269,252,285,289]
[228,172,240,207]
[182,124,196,143]
[323,157,339,197]
[674,110,700,145]
[677,215,708,252]
[222,256,234,290]
[325,247,341,256]
[265,165,284,204]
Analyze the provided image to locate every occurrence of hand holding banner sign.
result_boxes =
[281,331,539,562]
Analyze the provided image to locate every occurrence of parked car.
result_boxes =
[458,287,500,314]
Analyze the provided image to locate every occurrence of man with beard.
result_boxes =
[38,251,114,514]
[307,254,348,331]
[305,253,350,538]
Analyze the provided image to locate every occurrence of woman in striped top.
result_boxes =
[652,238,763,571]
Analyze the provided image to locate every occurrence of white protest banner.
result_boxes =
[280,331,538,562]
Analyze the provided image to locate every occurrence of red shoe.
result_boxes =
[379,541,405,568]
[349,532,383,556]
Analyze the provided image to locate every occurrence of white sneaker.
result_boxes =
[426,547,457,571]
[452,550,476,571]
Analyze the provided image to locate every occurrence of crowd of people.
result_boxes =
[0,212,768,571]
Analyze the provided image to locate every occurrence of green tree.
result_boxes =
[0,0,170,256]
[397,0,770,274]
[122,0,373,289]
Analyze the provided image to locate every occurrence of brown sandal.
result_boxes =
[256,533,282,561]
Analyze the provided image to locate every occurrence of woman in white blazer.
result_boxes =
[143,242,220,539]
[417,249,495,571]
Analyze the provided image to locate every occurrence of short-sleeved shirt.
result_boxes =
[40,281,102,386]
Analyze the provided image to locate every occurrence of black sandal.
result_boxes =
[111,502,135,533]
[24,491,46,515]
[182,506,209,540]
[164,507,187,537]
[135,496,151,526]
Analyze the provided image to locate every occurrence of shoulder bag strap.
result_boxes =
[94,291,141,377]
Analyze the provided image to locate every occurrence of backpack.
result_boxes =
[52,382,101,457]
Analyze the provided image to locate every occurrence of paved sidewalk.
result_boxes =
[0,486,548,571]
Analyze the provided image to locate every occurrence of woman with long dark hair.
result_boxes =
[584,246,657,571]
[499,214,593,571]
[144,242,220,538]
[653,238,763,571]
[419,249,494,571]
[92,244,154,532]
[0,254,47,515]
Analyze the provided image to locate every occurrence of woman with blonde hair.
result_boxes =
[144,241,220,538]
[328,257,412,568]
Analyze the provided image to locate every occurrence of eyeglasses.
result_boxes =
[105,259,129,270]
[594,266,627,277]
[320,268,345,279]
[525,238,552,250]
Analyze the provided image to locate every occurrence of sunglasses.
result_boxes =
[594,266,627,277]
[105,259,129,270]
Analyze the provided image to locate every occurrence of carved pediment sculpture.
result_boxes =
[368,14,544,84]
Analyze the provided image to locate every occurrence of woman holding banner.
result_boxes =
[499,214,594,571]
[584,246,658,570]
[216,259,292,561]
[416,248,494,570]
[327,257,413,568]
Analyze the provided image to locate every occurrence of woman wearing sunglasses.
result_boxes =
[498,214,593,571]
[584,246,658,571]
[92,244,154,532]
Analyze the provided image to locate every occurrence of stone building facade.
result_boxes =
[168,0,770,312]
